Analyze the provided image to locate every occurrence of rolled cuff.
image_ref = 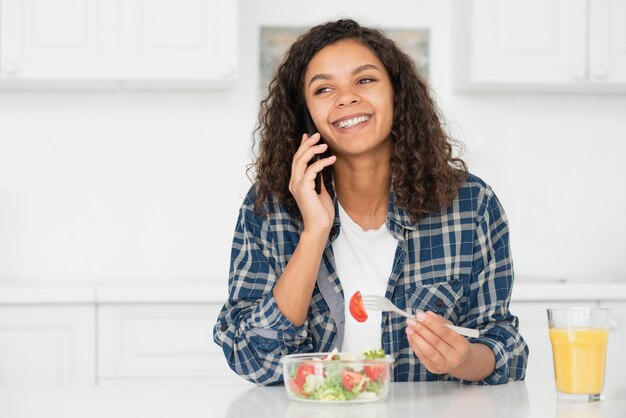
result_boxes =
[248,292,310,353]
[465,336,510,385]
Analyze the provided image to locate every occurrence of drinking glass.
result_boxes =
[547,307,610,402]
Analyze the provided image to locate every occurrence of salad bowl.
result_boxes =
[281,350,394,403]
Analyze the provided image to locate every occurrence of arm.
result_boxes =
[214,134,337,385]
[213,197,315,385]
[405,187,528,384]
[463,189,529,384]
[274,132,336,326]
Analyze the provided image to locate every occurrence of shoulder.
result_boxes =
[238,184,302,232]
[454,173,501,220]
[458,173,493,200]
[240,184,290,216]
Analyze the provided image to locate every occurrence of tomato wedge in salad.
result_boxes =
[363,364,388,382]
[349,291,368,322]
[342,370,366,392]
[293,364,316,394]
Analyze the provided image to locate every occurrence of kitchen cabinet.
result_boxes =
[0,0,238,88]
[600,301,626,384]
[1,283,625,385]
[119,0,238,87]
[509,282,626,386]
[454,0,626,91]
[97,303,239,384]
[0,305,95,385]
[509,300,597,385]
[0,0,118,87]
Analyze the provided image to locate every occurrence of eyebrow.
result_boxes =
[308,64,380,87]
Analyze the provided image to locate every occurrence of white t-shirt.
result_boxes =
[333,202,398,353]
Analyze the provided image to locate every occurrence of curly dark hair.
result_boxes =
[251,19,467,222]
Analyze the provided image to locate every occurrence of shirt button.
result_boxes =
[220,325,228,332]
[436,298,444,308]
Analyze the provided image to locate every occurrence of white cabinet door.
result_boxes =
[0,305,95,384]
[0,0,118,86]
[455,0,626,90]
[589,0,626,83]
[457,0,587,86]
[598,301,626,384]
[0,0,238,87]
[98,304,245,384]
[119,0,238,87]
[509,300,597,386]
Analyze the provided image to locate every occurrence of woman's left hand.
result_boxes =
[405,311,472,377]
[405,312,496,381]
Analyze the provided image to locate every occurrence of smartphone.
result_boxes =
[303,108,323,194]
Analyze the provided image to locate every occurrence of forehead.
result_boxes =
[305,39,384,75]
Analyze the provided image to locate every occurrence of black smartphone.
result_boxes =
[303,108,323,194]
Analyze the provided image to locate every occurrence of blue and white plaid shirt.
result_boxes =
[213,174,528,385]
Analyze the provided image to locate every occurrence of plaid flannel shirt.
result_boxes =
[213,173,528,385]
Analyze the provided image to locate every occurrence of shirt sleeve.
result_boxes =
[213,194,313,385]
[461,188,529,385]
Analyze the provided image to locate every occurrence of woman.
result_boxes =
[213,19,528,385]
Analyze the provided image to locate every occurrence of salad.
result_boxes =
[282,349,393,402]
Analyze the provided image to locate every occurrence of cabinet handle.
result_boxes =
[592,67,609,80]
[2,62,18,76]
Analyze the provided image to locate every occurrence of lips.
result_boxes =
[333,114,371,129]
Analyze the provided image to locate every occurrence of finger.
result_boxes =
[418,312,462,346]
[308,154,336,173]
[291,142,327,179]
[410,317,455,359]
[294,133,321,161]
[302,155,336,186]
[301,132,320,142]
[405,327,444,373]
[292,150,332,191]
[299,131,321,145]
[293,135,323,165]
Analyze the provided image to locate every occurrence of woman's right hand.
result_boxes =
[289,132,337,236]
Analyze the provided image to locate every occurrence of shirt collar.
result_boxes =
[302,177,417,241]
[386,188,417,231]
[328,181,417,241]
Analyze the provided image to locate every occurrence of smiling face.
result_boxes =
[303,39,394,159]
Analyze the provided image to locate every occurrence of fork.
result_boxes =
[361,294,480,338]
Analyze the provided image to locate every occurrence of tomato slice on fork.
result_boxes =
[349,291,368,322]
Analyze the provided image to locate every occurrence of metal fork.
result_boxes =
[361,294,480,338]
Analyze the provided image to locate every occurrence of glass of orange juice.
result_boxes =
[547,307,610,402]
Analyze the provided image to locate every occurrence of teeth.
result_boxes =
[335,115,369,129]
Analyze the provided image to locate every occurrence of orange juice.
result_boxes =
[549,328,609,394]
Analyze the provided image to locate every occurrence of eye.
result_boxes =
[314,86,332,95]
[358,77,376,85]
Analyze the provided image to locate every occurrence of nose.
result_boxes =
[335,87,360,108]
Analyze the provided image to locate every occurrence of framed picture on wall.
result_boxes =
[259,26,429,98]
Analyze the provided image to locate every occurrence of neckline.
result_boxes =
[337,201,387,233]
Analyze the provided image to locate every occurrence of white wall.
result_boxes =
[0,0,624,284]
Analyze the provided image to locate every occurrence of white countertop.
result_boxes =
[0,380,624,418]
[1,281,626,304]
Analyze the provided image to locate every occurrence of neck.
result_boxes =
[334,151,391,231]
